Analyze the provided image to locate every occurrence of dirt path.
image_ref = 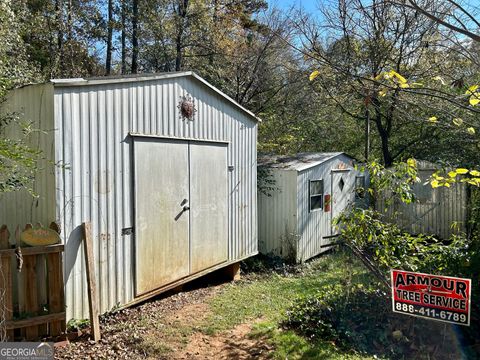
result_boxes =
[54,283,272,359]
[168,302,272,360]
[175,322,273,360]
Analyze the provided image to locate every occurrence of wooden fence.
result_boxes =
[0,223,65,341]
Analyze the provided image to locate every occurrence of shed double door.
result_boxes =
[134,138,228,295]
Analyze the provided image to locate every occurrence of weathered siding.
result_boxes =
[258,170,297,259]
[376,168,467,239]
[0,84,56,234]
[296,155,356,262]
[54,75,257,319]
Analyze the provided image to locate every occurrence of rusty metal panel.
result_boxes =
[133,138,190,294]
[189,142,228,273]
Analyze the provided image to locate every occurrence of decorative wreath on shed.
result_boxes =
[178,94,196,121]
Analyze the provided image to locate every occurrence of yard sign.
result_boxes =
[391,269,471,326]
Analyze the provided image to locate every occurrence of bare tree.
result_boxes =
[288,0,479,165]
[399,0,480,43]
[174,0,189,71]
[106,0,114,75]
[131,0,139,73]
[121,0,127,73]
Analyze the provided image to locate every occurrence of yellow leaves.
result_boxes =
[374,69,410,90]
[432,168,480,188]
[470,97,479,106]
[467,127,475,135]
[430,171,457,188]
[466,85,480,106]
[378,89,387,97]
[432,76,446,85]
[466,85,478,93]
[389,70,407,85]
[428,116,438,123]
[309,70,320,81]
[407,158,416,168]
[465,178,480,186]
[453,118,463,126]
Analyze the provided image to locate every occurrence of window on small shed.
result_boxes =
[355,176,366,198]
[309,179,324,212]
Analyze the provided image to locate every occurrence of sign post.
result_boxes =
[391,269,471,326]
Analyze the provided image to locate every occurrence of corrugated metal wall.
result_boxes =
[296,155,357,262]
[258,170,298,259]
[376,168,467,239]
[0,84,56,234]
[54,75,257,319]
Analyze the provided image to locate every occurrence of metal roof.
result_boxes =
[50,71,260,122]
[258,152,348,171]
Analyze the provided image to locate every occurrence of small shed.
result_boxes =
[258,152,366,262]
[0,72,258,320]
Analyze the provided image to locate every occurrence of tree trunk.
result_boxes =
[55,0,63,51]
[66,0,73,76]
[121,0,127,74]
[55,0,63,75]
[209,0,218,66]
[379,129,393,167]
[175,0,189,71]
[365,106,370,161]
[372,98,393,167]
[131,0,139,74]
[106,0,114,75]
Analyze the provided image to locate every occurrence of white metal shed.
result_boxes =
[0,72,258,320]
[258,152,366,262]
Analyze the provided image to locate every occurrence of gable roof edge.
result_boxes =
[50,71,261,122]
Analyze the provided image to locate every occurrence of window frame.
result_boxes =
[309,179,324,212]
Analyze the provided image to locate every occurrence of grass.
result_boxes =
[201,250,381,359]
[249,322,381,360]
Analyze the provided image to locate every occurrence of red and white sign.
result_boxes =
[391,269,471,326]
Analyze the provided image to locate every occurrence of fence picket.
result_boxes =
[0,223,65,341]
[24,254,38,340]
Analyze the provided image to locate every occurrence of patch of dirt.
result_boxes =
[175,321,273,360]
[53,280,271,360]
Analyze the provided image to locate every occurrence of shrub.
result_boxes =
[336,208,473,276]
[283,284,398,356]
